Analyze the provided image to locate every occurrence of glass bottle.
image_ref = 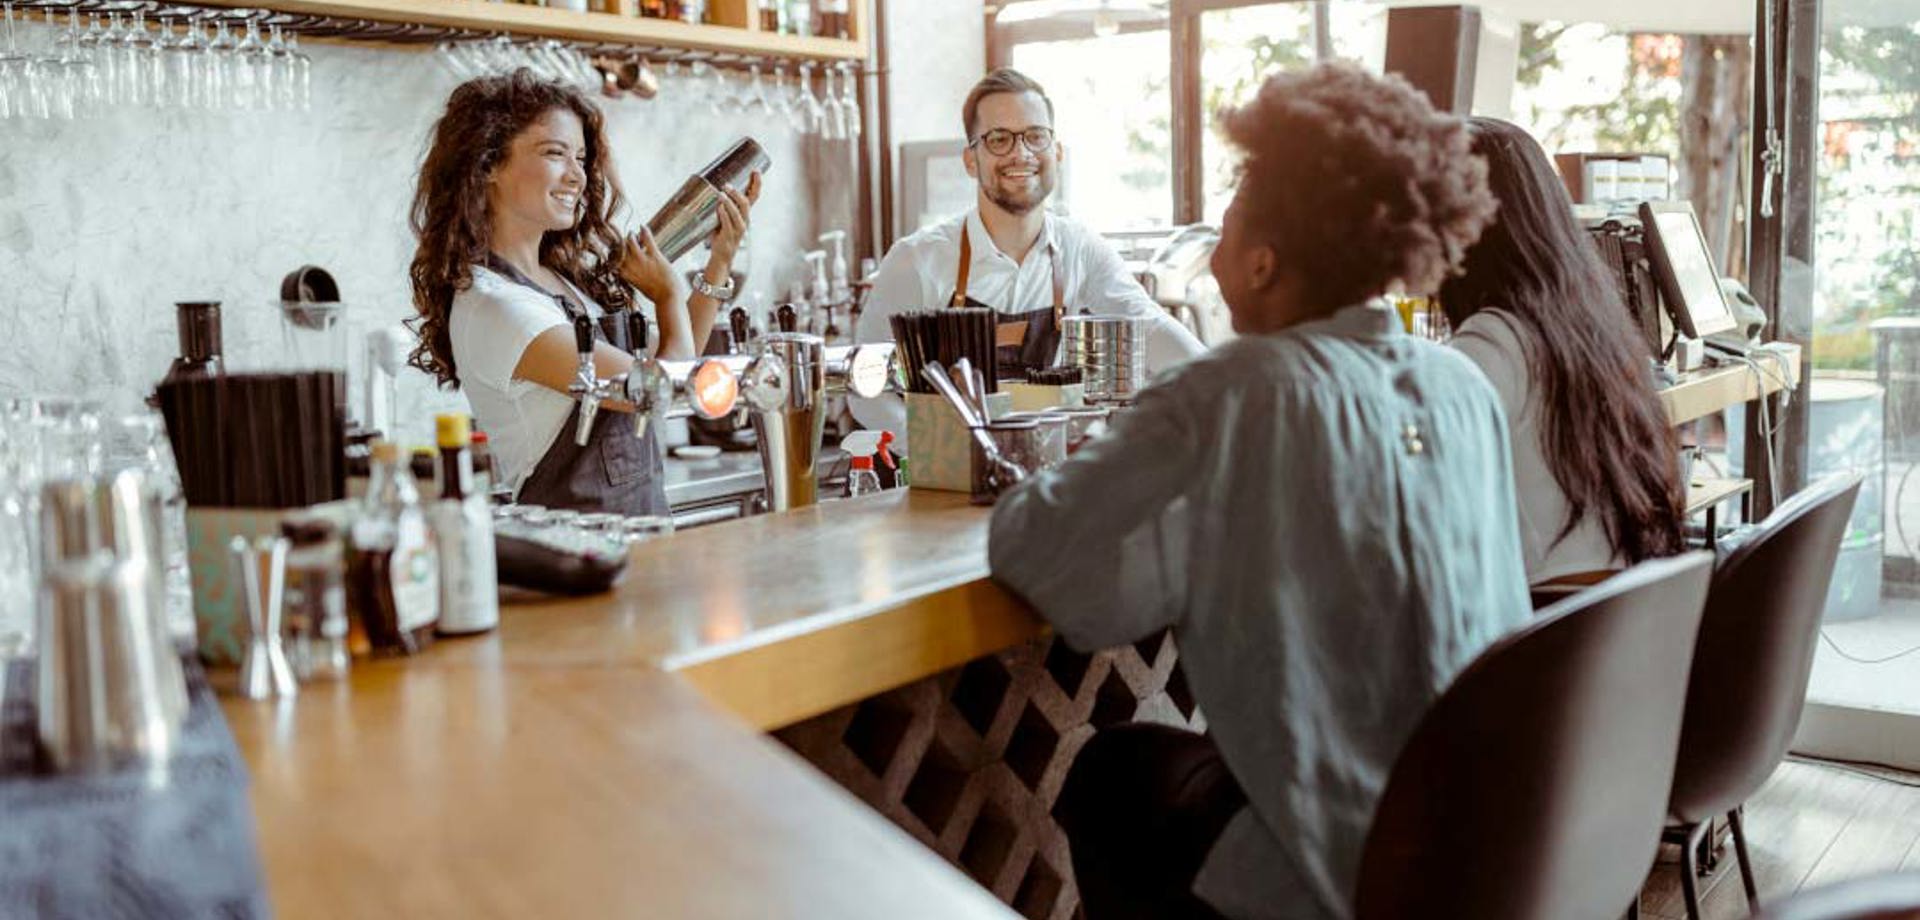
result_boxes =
[757,0,782,32]
[817,0,848,39]
[281,517,349,680]
[348,440,440,656]
[431,414,499,636]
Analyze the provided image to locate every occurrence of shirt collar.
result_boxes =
[965,208,1057,267]
[1293,298,1403,340]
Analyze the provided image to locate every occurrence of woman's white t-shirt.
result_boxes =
[449,264,606,496]
[1452,308,1625,584]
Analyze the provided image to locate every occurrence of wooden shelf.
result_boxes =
[1659,343,1802,426]
[1686,476,1753,516]
[201,0,867,60]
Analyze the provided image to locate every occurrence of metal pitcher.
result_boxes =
[35,471,188,772]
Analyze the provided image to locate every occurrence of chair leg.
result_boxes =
[1678,820,1706,920]
[1728,806,1760,912]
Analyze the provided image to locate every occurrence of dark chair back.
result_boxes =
[1755,872,1920,920]
[1668,473,1864,823]
[1353,552,1714,920]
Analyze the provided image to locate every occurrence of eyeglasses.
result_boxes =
[969,126,1055,157]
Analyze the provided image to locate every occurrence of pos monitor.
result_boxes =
[1638,200,1738,342]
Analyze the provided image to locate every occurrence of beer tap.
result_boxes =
[619,308,747,431]
[729,306,752,353]
[566,314,621,446]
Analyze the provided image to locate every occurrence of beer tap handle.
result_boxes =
[627,309,650,357]
[729,307,751,350]
[572,314,596,358]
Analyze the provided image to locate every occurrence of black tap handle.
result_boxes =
[776,303,798,333]
[626,310,650,355]
[729,307,750,347]
[572,314,595,355]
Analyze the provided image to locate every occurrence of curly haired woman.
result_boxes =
[989,63,1529,919]
[408,69,759,514]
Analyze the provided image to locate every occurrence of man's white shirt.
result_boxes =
[850,208,1207,449]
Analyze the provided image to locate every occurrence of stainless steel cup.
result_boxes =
[645,138,772,263]
[35,470,187,772]
[1000,412,1069,472]
[1063,315,1152,405]
[971,419,1043,504]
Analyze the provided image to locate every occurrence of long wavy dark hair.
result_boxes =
[1438,118,1684,564]
[408,69,634,388]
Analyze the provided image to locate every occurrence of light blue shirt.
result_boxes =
[989,303,1531,919]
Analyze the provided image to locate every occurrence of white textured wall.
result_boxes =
[0,28,840,446]
[886,0,984,146]
[885,0,986,237]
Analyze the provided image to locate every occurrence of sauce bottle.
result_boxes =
[348,440,440,656]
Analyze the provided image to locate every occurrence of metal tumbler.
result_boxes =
[1062,314,1152,405]
[645,137,771,264]
[35,471,188,772]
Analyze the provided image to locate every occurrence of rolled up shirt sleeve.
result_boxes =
[1075,232,1208,372]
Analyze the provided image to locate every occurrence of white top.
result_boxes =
[1451,309,1624,584]
[449,264,606,495]
[850,209,1206,450]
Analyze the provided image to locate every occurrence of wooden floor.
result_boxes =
[1638,759,1920,918]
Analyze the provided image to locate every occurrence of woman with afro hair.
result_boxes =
[990,62,1530,920]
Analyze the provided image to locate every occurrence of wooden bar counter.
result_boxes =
[223,490,1041,919]
[226,342,1808,917]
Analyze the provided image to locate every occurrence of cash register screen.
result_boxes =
[1641,202,1738,340]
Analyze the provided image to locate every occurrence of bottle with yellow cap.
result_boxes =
[431,414,499,635]
[348,439,440,656]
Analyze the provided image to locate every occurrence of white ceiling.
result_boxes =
[1376,0,1920,34]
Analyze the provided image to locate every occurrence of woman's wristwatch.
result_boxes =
[690,271,737,303]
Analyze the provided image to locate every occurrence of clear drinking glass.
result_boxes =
[286,31,310,110]
[203,20,233,112]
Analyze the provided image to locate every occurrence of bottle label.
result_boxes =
[434,499,500,633]
[392,515,440,632]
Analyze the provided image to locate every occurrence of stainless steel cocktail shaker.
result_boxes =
[645,137,772,263]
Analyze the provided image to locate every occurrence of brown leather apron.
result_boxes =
[950,228,1067,378]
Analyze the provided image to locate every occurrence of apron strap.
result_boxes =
[486,253,586,322]
[949,223,1068,318]
[1049,239,1066,329]
[950,231,974,308]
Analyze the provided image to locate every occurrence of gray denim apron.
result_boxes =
[483,255,669,516]
[950,229,1067,378]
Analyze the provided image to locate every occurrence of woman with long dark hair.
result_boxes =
[408,69,759,515]
[1440,118,1684,589]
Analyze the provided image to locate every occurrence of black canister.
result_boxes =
[166,302,224,381]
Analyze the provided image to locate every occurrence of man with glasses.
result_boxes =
[850,68,1205,449]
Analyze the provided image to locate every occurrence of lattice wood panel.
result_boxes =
[775,632,1203,920]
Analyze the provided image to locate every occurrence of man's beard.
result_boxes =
[980,167,1054,216]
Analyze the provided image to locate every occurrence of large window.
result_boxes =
[1801,7,1920,717]
[1199,3,1386,220]
[994,0,1387,230]
[1009,31,1175,229]
[1509,24,1754,275]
